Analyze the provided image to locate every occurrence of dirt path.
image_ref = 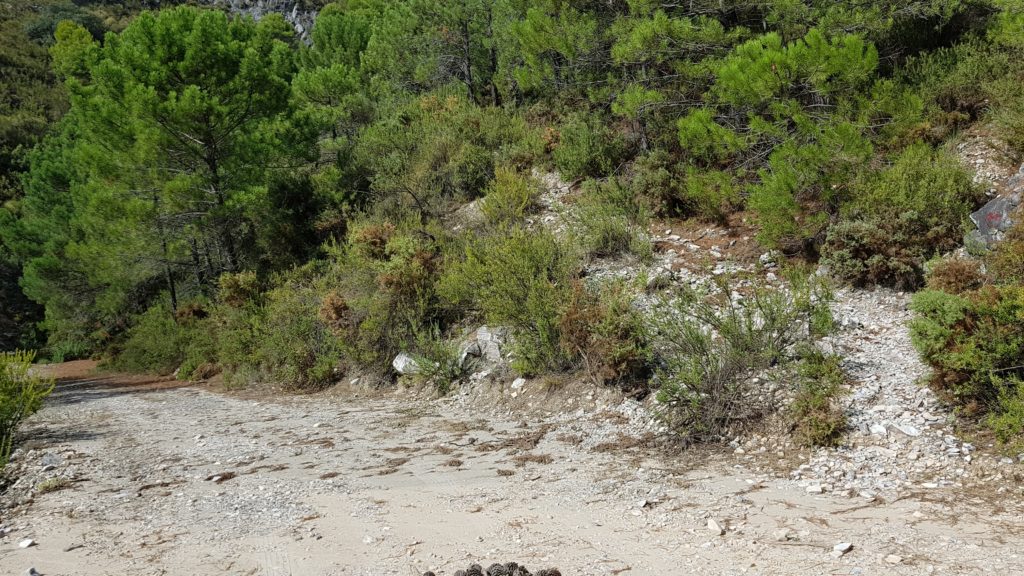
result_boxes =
[1,361,1023,576]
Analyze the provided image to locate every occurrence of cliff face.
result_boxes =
[205,0,320,41]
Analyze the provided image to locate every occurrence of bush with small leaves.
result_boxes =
[1,350,54,468]
[552,113,628,180]
[480,167,540,226]
[558,281,651,391]
[651,271,835,443]
[791,347,847,447]
[988,220,1024,285]
[253,264,342,389]
[573,179,652,262]
[440,227,576,375]
[925,256,985,294]
[911,286,1024,422]
[824,144,981,288]
[109,300,187,375]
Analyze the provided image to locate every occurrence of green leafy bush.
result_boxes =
[254,266,342,389]
[211,274,265,385]
[322,218,447,375]
[988,380,1024,443]
[110,301,186,375]
[911,286,1024,419]
[552,113,628,180]
[1,350,54,468]
[625,152,739,223]
[355,91,536,220]
[823,144,980,289]
[480,167,540,226]
[822,215,931,290]
[652,272,834,443]
[988,221,1024,284]
[558,281,651,390]
[410,328,466,396]
[574,179,652,262]
[440,227,575,375]
[791,347,847,447]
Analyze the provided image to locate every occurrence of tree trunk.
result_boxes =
[487,8,500,106]
[153,193,178,314]
[206,153,239,273]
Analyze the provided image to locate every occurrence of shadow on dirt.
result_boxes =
[45,374,191,408]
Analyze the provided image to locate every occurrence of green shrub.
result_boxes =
[625,151,739,223]
[210,297,264,386]
[218,271,261,308]
[852,144,980,234]
[440,227,576,374]
[905,41,1009,129]
[354,90,536,220]
[558,281,651,389]
[552,113,628,180]
[1,350,54,468]
[651,272,834,443]
[574,179,652,262]
[254,266,342,389]
[988,379,1024,444]
[322,218,448,375]
[480,167,540,226]
[910,286,1024,418]
[46,339,89,364]
[410,328,466,395]
[791,347,847,447]
[988,221,1024,284]
[822,215,930,290]
[823,144,981,288]
[110,301,186,375]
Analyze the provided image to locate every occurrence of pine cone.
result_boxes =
[487,563,509,576]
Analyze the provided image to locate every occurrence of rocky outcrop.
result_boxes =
[205,0,319,41]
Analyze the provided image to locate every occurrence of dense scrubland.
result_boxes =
[2,0,1024,453]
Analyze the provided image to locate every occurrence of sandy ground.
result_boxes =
[1,361,1023,576]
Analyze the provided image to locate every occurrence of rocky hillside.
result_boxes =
[203,0,322,40]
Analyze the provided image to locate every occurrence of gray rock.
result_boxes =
[707,518,725,535]
[392,353,422,375]
[969,191,1021,247]
[893,423,920,437]
[833,542,853,555]
[458,326,507,368]
[40,453,61,468]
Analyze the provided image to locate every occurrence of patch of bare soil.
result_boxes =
[1,363,1023,575]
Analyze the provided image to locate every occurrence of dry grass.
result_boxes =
[556,433,584,445]
[592,432,654,453]
[36,477,72,494]
[204,471,237,484]
[508,424,554,452]
[512,453,554,467]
